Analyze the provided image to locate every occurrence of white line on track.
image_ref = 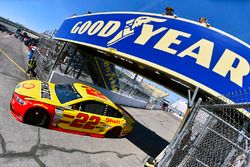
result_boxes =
[0,35,10,38]
[0,48,30,76]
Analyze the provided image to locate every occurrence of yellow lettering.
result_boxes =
[154,29,191,55]
[78,21,92,34]
[213,49,250,87]
[88,21,104,35]
[178,39,214,68]
[71,22,83,33]
[98,21,121,37]
[134,24,167,45]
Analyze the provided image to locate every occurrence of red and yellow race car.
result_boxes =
[10,80,135,138]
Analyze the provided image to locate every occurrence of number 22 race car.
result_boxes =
[10,80,135,138]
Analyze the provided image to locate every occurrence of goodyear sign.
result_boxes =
[95,57,120,92]
[55,12,250,103]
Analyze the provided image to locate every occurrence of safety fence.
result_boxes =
[34,37,164,107]
[158,89,250,167]
[34,37,65,80]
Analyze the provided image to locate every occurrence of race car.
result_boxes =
[10,80,135,138]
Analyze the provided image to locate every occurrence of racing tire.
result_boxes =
[104,127,122,138]
[24,108,50,128]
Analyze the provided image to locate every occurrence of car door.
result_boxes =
[80,101,125,135]
[56,100,106,134]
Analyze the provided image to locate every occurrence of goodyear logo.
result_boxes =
[54,12,250,98]
[70,16,167,46]
[69,15,249,88]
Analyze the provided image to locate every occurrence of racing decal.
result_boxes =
[69,113,101,129]
[41,82,51,100]
[58,113,101,130]
[82,115,101,129]
[82,85,108,100]
[106,118,121,124]
[33,104,49,109]
[52,107,64,126]
[58,120,71,124]
[63,114,74,119]
[22,83,35,89]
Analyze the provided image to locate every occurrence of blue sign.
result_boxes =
[55,12,250,104]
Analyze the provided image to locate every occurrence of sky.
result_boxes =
[0,0,249,103]
[0,0,249,44]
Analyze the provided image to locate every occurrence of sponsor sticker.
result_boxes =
[22,83,35,89]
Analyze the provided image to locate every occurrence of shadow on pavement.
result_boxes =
[126,120,169,158]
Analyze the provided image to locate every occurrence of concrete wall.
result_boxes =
[0,21,18,32]
[0,20,39,38]
[0,16,40,37]
[49,71,149,109]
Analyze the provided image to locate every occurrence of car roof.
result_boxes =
[72,83,115,106]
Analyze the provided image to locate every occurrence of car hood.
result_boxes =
[14,80,61,105]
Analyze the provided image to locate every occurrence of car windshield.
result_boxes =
[55,84,82,104]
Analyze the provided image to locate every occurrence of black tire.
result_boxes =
[24,108,50,128]
[105,127,122,138]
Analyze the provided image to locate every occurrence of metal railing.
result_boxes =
[34,37,65,80]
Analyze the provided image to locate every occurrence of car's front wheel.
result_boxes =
[24,108,50,128]
[104,127,122,138]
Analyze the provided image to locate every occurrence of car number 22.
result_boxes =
[61,113,101,130]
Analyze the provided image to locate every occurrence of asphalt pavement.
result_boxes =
[0,31,181,167]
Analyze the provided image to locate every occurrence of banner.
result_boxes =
[95,57,120,92]
[55,12,250,104]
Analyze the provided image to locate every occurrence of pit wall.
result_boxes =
[49,71,161,109]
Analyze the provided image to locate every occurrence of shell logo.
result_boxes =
[22,83,35,89]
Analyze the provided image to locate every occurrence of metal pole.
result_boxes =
[190,87,199,108]
[157,98,202,167]
[47,41,67,81]
[188,89,191,108]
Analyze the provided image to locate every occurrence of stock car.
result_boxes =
[10,80,135,138]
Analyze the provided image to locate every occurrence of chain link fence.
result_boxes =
[34,38,163,105]
[158,89,250,167]
[34,37,65,80]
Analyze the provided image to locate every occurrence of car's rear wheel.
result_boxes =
[24,108,50,128]
[105,127,122,138]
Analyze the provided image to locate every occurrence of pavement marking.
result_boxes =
[0,35,10,38]
[0,48,30,76]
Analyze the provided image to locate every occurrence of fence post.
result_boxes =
[157,98,202,167]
